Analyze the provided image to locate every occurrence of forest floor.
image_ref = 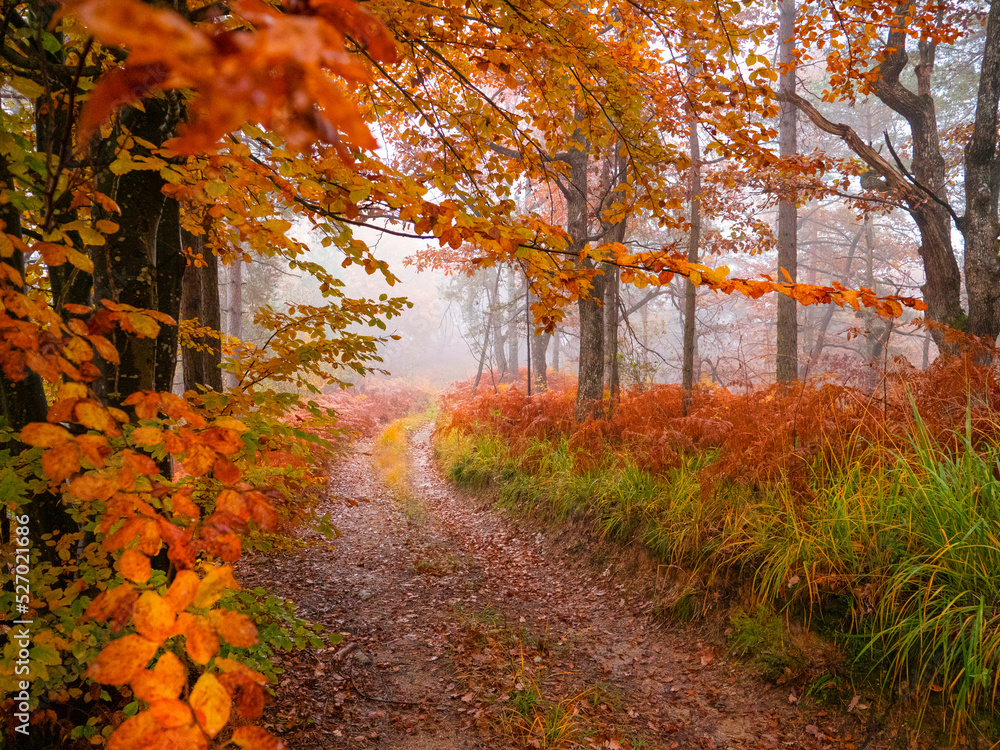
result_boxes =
[237,427,924,750]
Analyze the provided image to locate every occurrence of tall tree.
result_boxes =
[776,0,799,382]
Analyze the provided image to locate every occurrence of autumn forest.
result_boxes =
[1,0,999,748]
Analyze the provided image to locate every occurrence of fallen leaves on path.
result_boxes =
[236,427,899,750]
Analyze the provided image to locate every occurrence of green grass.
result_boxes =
[374,408,436,522]
[437,409,1000,730]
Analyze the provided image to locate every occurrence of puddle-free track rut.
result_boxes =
[238,427,899,750]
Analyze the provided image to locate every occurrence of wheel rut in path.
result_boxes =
[239,426,894,749]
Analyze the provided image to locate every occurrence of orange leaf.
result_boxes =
[42,442,81,483]
[201,524,242,562]
[25,348,64,382]
[123,391,161,420]
[107,711,157,750]
[158,518,197,569]
[189,673,231,738]
[133,591,176,643]
[82,583,138,631]
[118,548,151,584]
[132,651,187,702]
[77,64,172,144]
[171,489,201,520]
[213,456,242,484]
[185,616,219,664]
[123,449,159,476]
[76,434,110,467]
[215,489,247,518]
[182,443,217,477]
[47,396,80,423]
[88,334,120,363]
[193,565,238,608]
[209,610,258,648]
[21,422,72,447]
[87,634,158,685]
[68,472,118,502]
[148,698,194,728]
[200,426,243,454]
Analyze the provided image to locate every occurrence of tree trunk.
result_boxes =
[507,273,520,380]
[962,0,1000,342]
[487,269,507,379]
[532,332,551,392]
[180,232,224,393]
[775,0,798,383]
[567,117,604,420]
[682,110,702,413]
[224,255,244,389]
[93,100,185,406]
[604,264,620,409]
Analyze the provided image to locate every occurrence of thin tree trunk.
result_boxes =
[474,270,503,392]
[225,255,243,389]
[532,332,551,391]
[488,269,507,379]
[776,0,799,383]
[507,272,520,380]
[604,264,620,409]
[682,110,701,414]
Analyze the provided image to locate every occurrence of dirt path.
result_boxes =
[238,428,895,750]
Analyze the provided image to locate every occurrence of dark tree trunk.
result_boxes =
[0,158,49,431]
[180,232,223,393]
[776,0,798,383]
[93,100,185,405]
[963,0,1000,341]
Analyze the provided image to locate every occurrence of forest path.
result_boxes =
[239,427,892,750]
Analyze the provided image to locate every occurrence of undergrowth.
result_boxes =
[435,358,1000,733]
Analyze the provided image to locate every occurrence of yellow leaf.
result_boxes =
[132,426,165,447]
[189,673,231,738]
[193,565,238,608]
